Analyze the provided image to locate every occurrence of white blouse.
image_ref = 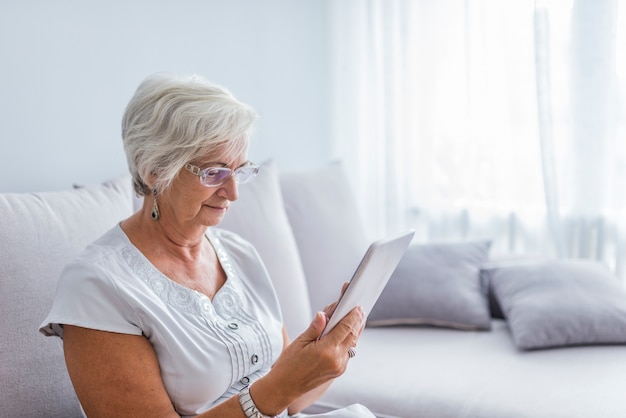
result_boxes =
[40,225,285,417]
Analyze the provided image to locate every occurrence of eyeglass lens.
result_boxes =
[200,166,258,186]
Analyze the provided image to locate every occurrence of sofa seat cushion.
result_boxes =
[312,321,626,418]
[0,175,134,418]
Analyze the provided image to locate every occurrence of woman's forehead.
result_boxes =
[192,136,249,163]
[194,148,248,167]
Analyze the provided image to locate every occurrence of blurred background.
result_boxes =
[0,0,332,191]
[2,0,625,279]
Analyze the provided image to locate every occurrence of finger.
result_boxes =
[323,302,337,317]
[324,306,364,344]
[340,281,350,296]
[351,320,366,341]
[295,311,328,343]
[325,281,352,317]
[347,320,364,348]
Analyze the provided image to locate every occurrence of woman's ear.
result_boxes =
[147,171,158,188]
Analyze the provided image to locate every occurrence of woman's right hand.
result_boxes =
[250,305,365,416]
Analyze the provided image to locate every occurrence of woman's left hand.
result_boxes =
[321,281,366,336]
[249,281,367,415]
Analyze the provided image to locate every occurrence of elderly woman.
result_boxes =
[39,74,373,418]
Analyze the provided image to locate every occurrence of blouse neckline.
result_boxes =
[116,225,244,320]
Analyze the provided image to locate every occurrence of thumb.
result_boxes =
[299,311,327,341]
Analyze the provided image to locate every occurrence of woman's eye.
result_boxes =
[205,168,221,177]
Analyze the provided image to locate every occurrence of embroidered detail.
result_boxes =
[121,232,243,321]
[214,285,241,319]
[199,297,212,314]
[209,231,242,318]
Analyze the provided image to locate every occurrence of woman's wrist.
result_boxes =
[239,385,278,418]
[243,376,291,417]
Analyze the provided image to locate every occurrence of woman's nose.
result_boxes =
[218,175,239,201]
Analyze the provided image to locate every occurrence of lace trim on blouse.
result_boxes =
[120,229,243,321]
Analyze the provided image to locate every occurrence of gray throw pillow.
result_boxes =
[486,259,626,350]
[368,241,492,330]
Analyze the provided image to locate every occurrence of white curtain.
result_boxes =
[330,0,626,280]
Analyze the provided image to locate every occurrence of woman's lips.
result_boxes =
[206,204,228,212]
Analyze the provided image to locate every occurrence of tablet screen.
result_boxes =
[320,229,415,337]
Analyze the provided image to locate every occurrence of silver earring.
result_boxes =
[151,188,160,221]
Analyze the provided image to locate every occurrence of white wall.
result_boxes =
[0,0,331,192]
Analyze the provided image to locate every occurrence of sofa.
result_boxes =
[2,160,626,418]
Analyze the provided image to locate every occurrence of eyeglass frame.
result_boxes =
[184,161,259,187]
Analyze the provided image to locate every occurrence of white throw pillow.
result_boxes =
[219,160,312,339]
[279,162,370,312]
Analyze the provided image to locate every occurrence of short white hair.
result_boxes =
[122,73,258,196]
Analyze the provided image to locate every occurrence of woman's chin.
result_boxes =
[201,207,227,226]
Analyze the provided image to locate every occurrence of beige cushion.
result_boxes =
[0,175,134,417]
[279,162,370,312]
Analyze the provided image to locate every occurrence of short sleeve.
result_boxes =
[39,260,142,338]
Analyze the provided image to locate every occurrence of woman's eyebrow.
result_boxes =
[195,160,228,168]
[196,160,250,169]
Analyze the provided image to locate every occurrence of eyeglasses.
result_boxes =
[184,162,259,187]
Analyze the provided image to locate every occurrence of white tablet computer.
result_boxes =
[320,229,415,337]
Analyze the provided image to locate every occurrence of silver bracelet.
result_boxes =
[238,385,278,418]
